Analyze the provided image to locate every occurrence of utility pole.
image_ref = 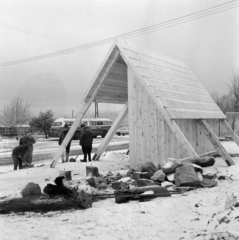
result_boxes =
[95,100,99,118]
[72,110,74,118]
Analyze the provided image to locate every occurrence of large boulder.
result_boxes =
[199,178,217,188]
[136,162,158,177]
[190,157,215,167]
[174,166,200,187]
[162,159,183,174]
[22,182,41,197]
[151,170,165,182]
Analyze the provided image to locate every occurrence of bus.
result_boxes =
[49,118,113,139]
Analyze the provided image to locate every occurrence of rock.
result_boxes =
[136,179,159,187]
[196,172,203,182]
[163,160,183,174]
[235,202,239,207]
[132,172,151,181]
[174,166,200,187]
[199,178,217,188]
[22,182,41,197]
[161,181,175,189]
[69,158,76,162]
[111,177,136,190]
[151,170,165,182]
[183,163,203,173]
[202,166,218,179]
[166,173,175,182]
[136,162,158,177]
[190,157,215,167]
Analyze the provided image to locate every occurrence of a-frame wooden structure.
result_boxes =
[51,40,238,168]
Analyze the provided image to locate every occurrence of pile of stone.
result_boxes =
[106,157,221,191]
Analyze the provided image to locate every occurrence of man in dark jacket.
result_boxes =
[79,123,93,162]
[59,124,72,163]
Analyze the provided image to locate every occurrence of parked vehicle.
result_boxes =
[116,127,129,136]
[49,118,113,139]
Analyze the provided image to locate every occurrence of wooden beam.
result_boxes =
[220,119,239,148]
[92,102,128,160]
[179,150,217,162]
[51,47,121,168]
[197,120,235,166]
[171,119,199,158]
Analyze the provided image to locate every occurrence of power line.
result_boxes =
[0,0,238,67]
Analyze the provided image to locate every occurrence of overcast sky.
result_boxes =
[0,0,238,118]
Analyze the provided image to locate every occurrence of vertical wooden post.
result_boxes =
[92,102,128,160]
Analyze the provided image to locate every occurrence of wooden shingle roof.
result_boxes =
[84,40,225,119]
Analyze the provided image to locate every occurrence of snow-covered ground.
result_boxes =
[0,143,239,240]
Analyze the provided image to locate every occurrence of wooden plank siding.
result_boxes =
[128,68,217,168]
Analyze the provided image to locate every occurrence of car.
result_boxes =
[116,127,129,136]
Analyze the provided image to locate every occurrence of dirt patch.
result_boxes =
[0,194,80,214]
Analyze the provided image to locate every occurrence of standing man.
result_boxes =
[59,123,72,163]
[79,123,93,162]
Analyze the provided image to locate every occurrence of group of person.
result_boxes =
[59,123,93,163]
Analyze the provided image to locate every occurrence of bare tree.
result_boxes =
[227,72,239,112]
[0,96,31,126]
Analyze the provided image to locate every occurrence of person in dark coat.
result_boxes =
[12,135,36,170]
[58,124,72,163]
[79,123,93,162]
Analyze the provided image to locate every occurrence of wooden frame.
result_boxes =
[50,47,120,168]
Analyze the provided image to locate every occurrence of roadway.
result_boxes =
[0,135,129,166]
